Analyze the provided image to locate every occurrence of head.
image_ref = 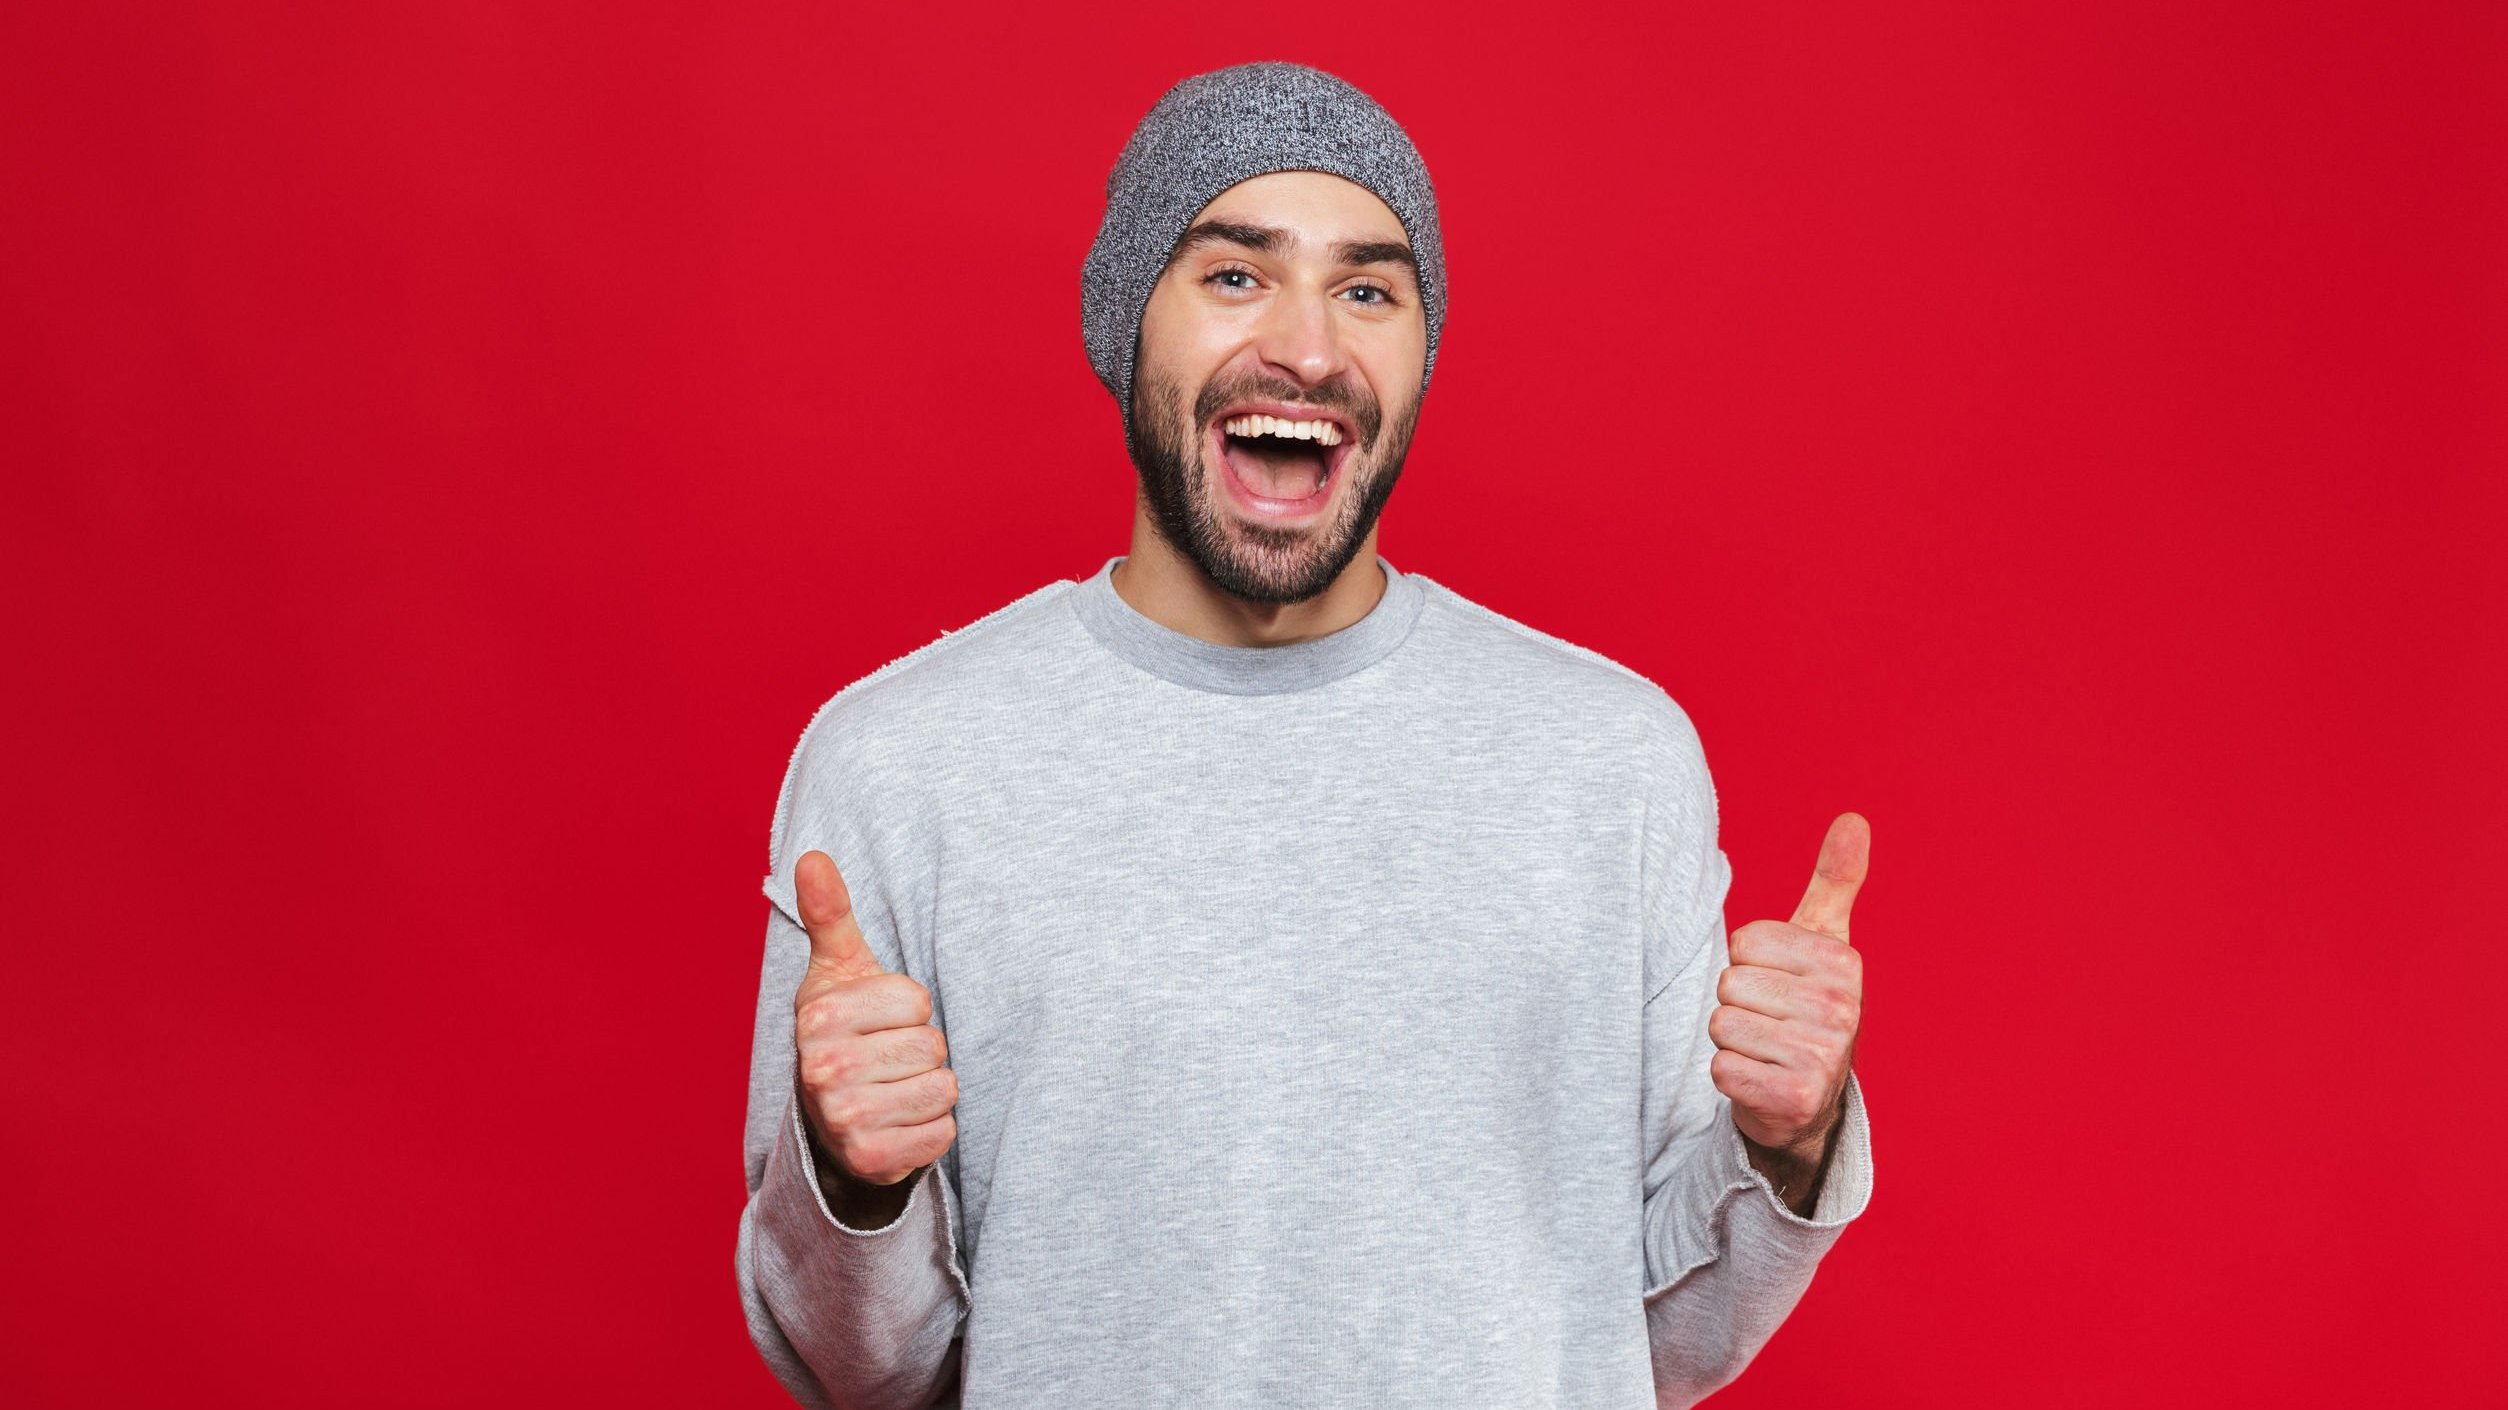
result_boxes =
[1081,63,1447,604]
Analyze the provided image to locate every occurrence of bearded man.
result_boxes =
[736,60,1876,1410]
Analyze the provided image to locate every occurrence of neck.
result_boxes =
[1112,502,1385,648]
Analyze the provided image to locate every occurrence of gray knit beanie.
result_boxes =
[1081,61,1447,428]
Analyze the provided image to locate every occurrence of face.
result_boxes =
[1127,170,1429,605]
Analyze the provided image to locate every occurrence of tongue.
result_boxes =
[1224,437,1325,499]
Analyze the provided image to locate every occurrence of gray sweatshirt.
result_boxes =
[736,554,1874,1409]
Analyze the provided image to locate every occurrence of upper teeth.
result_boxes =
[1225,414,1344,446]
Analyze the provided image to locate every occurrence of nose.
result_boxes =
[1250,281,1346,390]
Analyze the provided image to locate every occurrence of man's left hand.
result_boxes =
[1709,812,1869,1181]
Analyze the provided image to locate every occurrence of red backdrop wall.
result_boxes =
[7,3,2503,1405]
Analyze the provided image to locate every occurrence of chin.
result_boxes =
[1191,480,1363,604]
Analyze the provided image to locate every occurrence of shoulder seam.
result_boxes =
[1406,572,1671,699]
[765,578,1075,875]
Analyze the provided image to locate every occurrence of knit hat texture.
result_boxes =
[1081,61,1446,426]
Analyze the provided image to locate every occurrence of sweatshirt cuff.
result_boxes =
[1727,1068,1874,1230]
[749,1088,971,1404]
[775,1086,933,1237]
[755,1085,960,1308]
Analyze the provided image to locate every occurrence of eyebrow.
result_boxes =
[1168,220,1418,273]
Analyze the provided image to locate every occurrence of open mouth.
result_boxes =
[1210,408,1353,512]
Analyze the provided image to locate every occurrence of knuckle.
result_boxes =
[826,1044,864,1083]
[816,989,863,1033]
[847,1136,895,1181]
[1714,1005,1757,1046]
[1710,1049,1750,1089]
[880,1029,931,1071]
[794,993,835,1038]
[1784,1078,1819,1118]
[864,974,929,1024]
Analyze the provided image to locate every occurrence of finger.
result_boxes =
[844,1113,958,1186]
[1790,811,1871,944]
[1716,963,1821,1021]
[1710,1047,1797,1110]
[797,849,883,980]
[887,1064,961,1125]
[1710,1049,1832,1149]
[801,972,932,1038]
[1707,1004,1795,1065]
[846,1021,950,1084]
[1728,920,1856,978]
[844,1064,961,1132]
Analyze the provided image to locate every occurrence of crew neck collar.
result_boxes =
[1068,553,1427,696]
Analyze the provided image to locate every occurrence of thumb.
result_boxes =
[796,849,884,981]
[1789,812,1871,943]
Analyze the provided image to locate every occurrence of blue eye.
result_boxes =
[1344,285,1391,306]
[1208,269,1258,290]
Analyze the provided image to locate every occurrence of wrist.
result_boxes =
[1737,1088,1847,1213]
[801,1111,919,1230]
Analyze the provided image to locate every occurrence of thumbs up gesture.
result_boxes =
[791,849,960,1197]
[1710,813,1868,1165]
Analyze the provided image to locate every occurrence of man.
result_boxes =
[736,61,1874,1409]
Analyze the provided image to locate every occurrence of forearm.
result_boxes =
[740,1089,969,1410]
[740,903,968,1410]
[803,1098,925,1231]
[1737,1082,1850,1219]
[1641,1072,1874,1406]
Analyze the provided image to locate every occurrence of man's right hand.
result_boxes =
[792,849,959,1217]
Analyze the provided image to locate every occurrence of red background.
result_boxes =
[7,3,2503,1405]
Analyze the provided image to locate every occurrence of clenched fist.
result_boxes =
[792,849,960,1205]
[1709,813,1868,1194]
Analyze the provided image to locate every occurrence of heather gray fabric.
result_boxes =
[735,556,1875,1409]
[1080,61,1449,425]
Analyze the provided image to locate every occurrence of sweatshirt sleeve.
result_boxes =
[737,898,972,1409]
[739,682,974,1410]
[1634,717,1875,1407]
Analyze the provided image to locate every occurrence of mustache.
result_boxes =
[1192,373,1383,450]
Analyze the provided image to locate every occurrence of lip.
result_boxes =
[1211,399,1357,446]
[1208,413,1350,523]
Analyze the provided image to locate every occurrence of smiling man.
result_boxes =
[736,61,1875,1410]
[1123,175,1421,616]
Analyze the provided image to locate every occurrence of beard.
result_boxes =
[1125,362,1421,606]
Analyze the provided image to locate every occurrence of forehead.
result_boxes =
[1189,170,1408,247]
